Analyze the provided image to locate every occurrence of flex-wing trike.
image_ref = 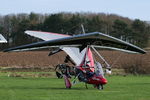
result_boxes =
[55,46,109,90]
[4,30,146,90]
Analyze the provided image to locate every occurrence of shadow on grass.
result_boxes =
[0,86,88,90]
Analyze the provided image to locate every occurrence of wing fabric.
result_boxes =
[26,31,81,63]
[4,31,146,54]
[25,30,70,41]
[0,34,7,43]
[62,47,86,65]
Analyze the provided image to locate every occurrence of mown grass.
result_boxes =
[0,72,149,100]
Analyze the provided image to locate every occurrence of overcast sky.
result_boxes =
[0,0,150,21]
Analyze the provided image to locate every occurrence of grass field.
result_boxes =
[0,72,149,100]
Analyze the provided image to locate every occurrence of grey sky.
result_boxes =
[0,0,149,21]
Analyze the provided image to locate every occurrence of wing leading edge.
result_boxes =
[4,31,146,54]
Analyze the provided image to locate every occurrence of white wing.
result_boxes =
[25,30,81,65]
[0,34,7,43]
[25,30,70,41]
[62,47,86,66]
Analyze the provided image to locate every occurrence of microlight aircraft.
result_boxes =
[4,31,146,90]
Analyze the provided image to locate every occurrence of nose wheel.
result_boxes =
[95,84,103,90]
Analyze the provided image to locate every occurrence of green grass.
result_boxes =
[0,72,149,100]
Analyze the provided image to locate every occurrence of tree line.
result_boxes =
[0,12,150,50]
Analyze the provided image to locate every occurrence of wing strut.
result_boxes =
[91,46,110,69]
[91,46,112,74]
[48,49,62,56]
